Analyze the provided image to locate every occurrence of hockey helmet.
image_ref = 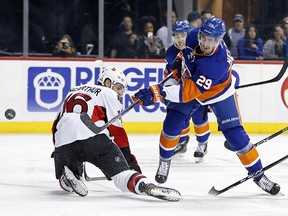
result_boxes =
[199,17,226,39]
[172,20,191,49]
[98,66,128,95]
[172,20,191,33]
[198,17,226,55]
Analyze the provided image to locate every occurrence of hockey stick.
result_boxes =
[80,73,173,134]
[236,57,288,89]
[224,126,288,151]
[83,162,107,181]
[209,154,288,196]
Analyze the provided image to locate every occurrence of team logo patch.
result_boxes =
[115,156,122,162]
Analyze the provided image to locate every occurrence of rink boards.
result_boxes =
[0,58,287,134]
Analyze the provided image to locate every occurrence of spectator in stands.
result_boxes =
[282,15,288,56]
[53,34,77,57]
[137,17,165,59]
[201,10,212,23]
[200,10,231,49]
[187,11,202,30]
[109,16,135,58]
[121,33,140,59]
[228,14,245,58]
[156,10,177,51]
[237,24,264,60]
[282,15,288,35]
[263,24,286,59]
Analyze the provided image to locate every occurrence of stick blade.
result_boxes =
[208,186,221,196]
[80,112,102,134]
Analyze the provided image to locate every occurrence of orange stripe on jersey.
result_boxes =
[238,147,259,166]
[194,122,209,135]
[160,132,180,149]
[197,69,232,102]
[181,79,202,102]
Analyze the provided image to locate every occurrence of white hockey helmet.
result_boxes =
[98,66,128,95]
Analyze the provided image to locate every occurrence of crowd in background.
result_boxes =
[0,0,287,60]
[104,11,288,60]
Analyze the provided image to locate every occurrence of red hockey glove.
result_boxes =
[132,84,166,106]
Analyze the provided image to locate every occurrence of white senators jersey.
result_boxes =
[52,85,124,148]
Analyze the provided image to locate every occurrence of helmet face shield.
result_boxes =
[111,83,127,96]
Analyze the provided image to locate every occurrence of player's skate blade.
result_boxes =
[253,174,280,195]
[63,166,88,197]
[173,136,189,158]
[139,183,181,202]
[194,142,207,163]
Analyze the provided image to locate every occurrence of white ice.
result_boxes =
[0,133,288,216]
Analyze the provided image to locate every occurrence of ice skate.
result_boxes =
[59,174,74,193]
[253,174,280,195]
[63,166,88,197]
[155,158,171,184]
[194,142,207,163]
[138,182,181,202]
[173,136,189,158]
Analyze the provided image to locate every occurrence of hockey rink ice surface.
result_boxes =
[0,133,288,216]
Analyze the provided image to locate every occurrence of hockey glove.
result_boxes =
[170,51,183,70]
[132,84,166,106]
[171,68,181,81]
[128,154,142,173]
[169,51,183,81]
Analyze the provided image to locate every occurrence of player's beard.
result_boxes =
[199,44,214,55]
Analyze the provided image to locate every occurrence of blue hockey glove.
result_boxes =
[170,51,183,71]
[132,84,166,106]
[169,51,183,81]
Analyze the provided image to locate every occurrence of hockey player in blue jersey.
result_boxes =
[132,17,280,195]
[154,20,211,183]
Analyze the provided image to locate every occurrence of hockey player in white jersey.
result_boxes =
[51,66,181,201]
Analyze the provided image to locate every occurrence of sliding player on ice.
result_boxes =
[51,66,181,201]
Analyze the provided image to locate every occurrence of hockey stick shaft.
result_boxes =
[83,162,107,181]
[254,126,288,147]
[224,126,288,151]
[209,154,288,196]
[236,57,288,89]
[81,73,173,134]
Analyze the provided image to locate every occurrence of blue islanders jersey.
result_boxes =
[164,44,181,86]
[163,27,236,105]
